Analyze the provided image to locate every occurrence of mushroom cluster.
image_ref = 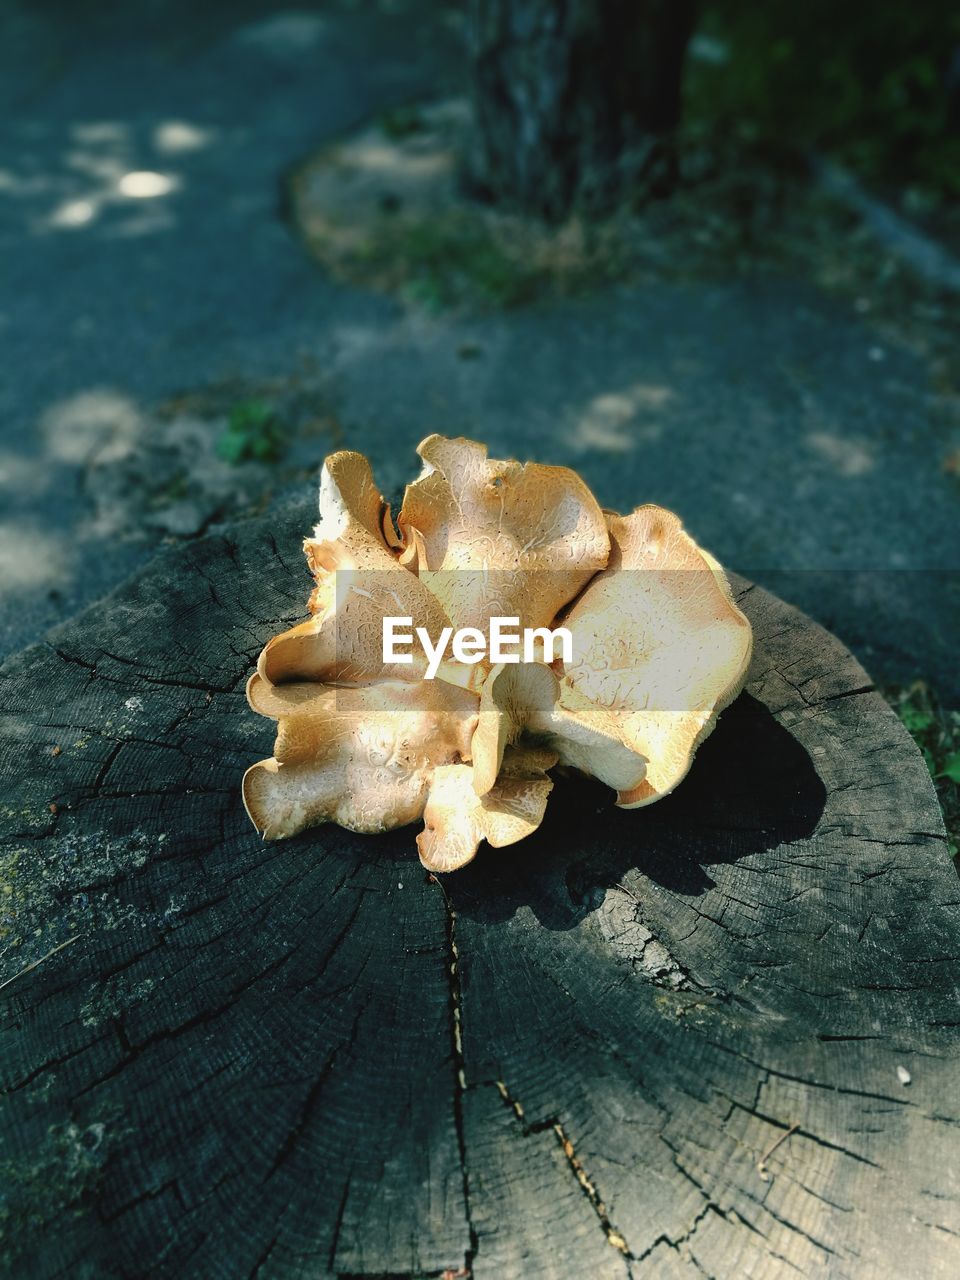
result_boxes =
[243,436,752,872]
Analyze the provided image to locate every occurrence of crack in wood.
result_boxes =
[598,882,722,997]
[491,1079,632,1259]
[435,879,478,1279]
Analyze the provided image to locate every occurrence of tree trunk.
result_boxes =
[467,0,697,219]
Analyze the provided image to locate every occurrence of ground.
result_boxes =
[1,0,957,703]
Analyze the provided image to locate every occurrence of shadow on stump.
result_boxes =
[449,692,827,929]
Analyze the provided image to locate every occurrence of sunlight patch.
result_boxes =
[153,121,215,155]
[117,171,178,199]
[41,389,143,464]
[49,199,97,228]
[571,383,674,453]
[807,431,875,477]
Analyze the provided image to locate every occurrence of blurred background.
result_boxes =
[1,0,957,837]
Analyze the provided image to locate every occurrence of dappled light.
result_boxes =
[350,139,451,178]
[153,120,215,155]
[0,521,63,592]
[117,170,178,199]
[570,383,675,454]
[0,117,189,236]
[40,389,144,465]
[230,11,328,55]
[806,430,876,477]
[48,197,97,227]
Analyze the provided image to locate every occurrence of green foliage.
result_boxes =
[886,681,960,857]
[379,104,426,140]
[216,400,287,465]
[353,215,545,311]
[147,466,189,508]
[689,3,960,198]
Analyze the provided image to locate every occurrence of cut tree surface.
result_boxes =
[1,503,958,1279]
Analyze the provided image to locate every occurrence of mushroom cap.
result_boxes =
[243,441,753,861]
[471,661,647,798]
[243,675,478,839]
[259,450,466,688]
[560,506,753,806]
[398,435,610,635]
[301,450,397,616]
[304,450,396,577]
[417,746,558,874]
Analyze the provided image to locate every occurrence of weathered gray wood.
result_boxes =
[1,505,958,1279]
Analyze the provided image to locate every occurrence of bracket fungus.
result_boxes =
[243,435,753,872]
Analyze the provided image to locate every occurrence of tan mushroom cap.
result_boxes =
[242,438,753,861]
[243,675,478,839]
[257,450,463,687]
[398,434,610,634]
[560,505,752,807]
[256,573,472,688]
[417,745,558,874]
[303,450,398,582]
[471,661,647,798]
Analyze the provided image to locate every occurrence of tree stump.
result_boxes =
[1,504,958,1279]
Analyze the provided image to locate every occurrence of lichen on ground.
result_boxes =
[1,828,161,959]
